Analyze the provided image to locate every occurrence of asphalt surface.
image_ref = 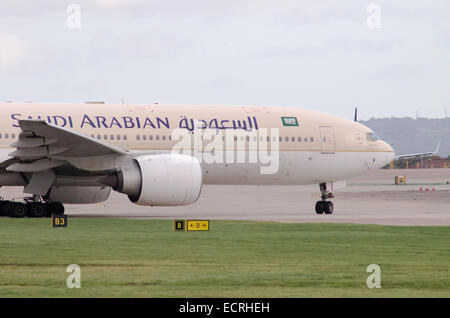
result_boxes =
[1,168,449,226]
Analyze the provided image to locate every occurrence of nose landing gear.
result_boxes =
[315,183,334,214]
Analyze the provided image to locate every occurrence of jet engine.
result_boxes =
[114,153,202,206]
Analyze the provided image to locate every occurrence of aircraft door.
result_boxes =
[320,126,335,154]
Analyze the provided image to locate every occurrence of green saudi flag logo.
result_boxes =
[281,117,298,126]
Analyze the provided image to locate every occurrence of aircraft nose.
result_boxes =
[367,140,395,169]
[380,140,395,164]
[383,140,395,154]
[383,141,395,157]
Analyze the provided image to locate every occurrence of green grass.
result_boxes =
[0,218,448,297]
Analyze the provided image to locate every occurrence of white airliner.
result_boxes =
[0,102,397,218]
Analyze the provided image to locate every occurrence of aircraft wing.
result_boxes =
[3,119,127,172]
[394,141,441,160]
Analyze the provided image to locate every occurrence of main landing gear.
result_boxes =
[315,183,334,214]
[0,196,64,218]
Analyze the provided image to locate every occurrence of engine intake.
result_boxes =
[116,154,202,206]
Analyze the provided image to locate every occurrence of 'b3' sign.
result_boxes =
[52,215,67,228]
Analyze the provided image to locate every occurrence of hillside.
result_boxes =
[359,117,450,157]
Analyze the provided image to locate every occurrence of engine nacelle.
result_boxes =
[49,186,111,204]
[117,154,202,206]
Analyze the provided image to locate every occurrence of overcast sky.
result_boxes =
[0,0,449,120]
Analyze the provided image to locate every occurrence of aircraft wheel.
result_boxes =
[0,201,5,216]
[27,203,47,218]
[324,201,334,214]
[2,201,13,217]
[315,201,324,214]
[48,202,65,216]
[9,202,28,218]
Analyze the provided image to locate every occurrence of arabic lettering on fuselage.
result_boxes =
[10,114,259,131]
[178,116,258,132]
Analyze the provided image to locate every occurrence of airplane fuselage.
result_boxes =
[0,103,394,186]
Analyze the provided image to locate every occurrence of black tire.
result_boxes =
[315,201,324,214]
[2,201,13,217]
[0,201,4,216]
[27,203,47,218]
[47,202,65,216]
[9,202,28,218]
[44,203,52,217]
[324,201,334,214]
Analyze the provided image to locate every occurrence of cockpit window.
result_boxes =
[366,132,379,142]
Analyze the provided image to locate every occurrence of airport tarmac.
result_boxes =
[1,169,449,226]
